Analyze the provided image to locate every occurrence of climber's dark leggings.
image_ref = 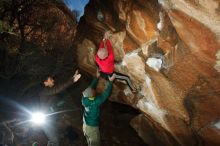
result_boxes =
[100,71,135,91]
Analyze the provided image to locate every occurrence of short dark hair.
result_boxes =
[42,74,55,82]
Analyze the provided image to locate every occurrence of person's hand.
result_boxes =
[96,69,100,78]
[108,73,116,82]
[103,31,110,40]
[72,69,81,82]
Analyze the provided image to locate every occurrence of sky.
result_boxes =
[63,0,89,21]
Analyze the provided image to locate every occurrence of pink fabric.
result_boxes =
[95,39,114,74]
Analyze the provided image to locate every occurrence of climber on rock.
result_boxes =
[82,70,116,146]
[95,30,136,92]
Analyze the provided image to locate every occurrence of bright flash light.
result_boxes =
[31,112,46,125]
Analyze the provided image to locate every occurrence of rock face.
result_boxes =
[75,0,220,145]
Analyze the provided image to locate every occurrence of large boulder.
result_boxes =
[75,0,220,145]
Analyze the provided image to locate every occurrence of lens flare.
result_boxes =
[31,112,46,125]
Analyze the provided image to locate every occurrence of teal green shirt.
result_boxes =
[82,78,113,126]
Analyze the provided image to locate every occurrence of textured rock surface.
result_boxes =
[75,0,220,145]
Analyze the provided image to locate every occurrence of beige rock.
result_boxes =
[109,31,126,62]
[215,50,220,72]
[77,39,96,74]
[75,0,220,145]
